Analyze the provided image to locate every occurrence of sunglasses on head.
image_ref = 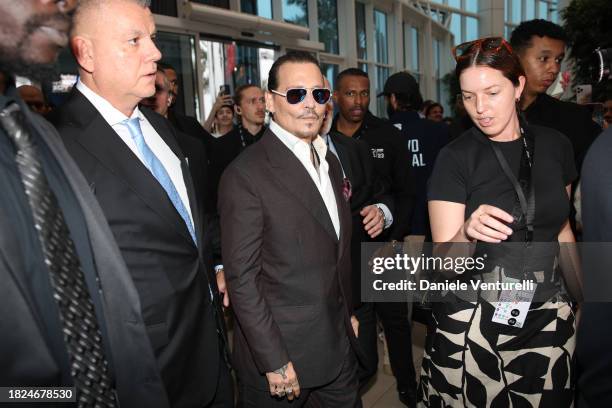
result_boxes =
[271,88,331,105]
[452,37,513,61]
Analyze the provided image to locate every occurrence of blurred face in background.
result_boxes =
[426,105,444,122]
[141,70,171,116]
[334,75,370,124]
[215,105,234,128]
[237,86,265,127]
[459,65,525,140]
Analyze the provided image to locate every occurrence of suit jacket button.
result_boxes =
[338,297,343,304]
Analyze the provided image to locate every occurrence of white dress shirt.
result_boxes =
[270,120,340,239]
[76,80,193,226]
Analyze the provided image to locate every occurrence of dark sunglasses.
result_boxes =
[452,37,513,61]
[271,88,331,105]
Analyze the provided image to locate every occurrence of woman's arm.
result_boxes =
[558,184,584,303]
[429,200,514,243]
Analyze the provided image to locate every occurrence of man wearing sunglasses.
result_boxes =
[219,51,361,407]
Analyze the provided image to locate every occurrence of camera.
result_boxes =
[591,47,612,83]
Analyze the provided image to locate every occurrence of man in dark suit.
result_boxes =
[0,0,168,406]
[219,51,361,407]
[50,1,232,406]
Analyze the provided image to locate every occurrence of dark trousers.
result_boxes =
[207,358,235,408]
[239,347,360,408]
[354,302,416,393]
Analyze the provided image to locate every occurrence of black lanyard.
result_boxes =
[489,126,535,242]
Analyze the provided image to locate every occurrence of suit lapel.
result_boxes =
[61,90,195,246]
[263,130,338,243]
[330,134,354,181]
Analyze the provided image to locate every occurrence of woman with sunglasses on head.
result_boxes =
[419,37,582,407]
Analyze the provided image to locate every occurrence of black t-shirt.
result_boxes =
[428,125,577,242]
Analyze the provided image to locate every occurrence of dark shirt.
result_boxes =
[168,109,216,151]
[0,88,113,385]
[428,124,576,242]
[209,124,264,207]
[524,93,601,173]
[332,111,415,240]
[389,110,449,236]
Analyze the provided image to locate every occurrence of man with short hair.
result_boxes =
[331,67,417,407]
[0,0,168,406]
[510,19,601,170]
[219,51,361,406]
[50,1,232,406]
[17,85,50,115]
[209,84,266,203]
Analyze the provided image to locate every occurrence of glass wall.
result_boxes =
[241,0,273,18]
[374,10,388,64]
[404,24,421,84]
[355,2,367,60]
[374,9,389,117]
[157,31,200,119]
[466,16,478,42]
[450,13,462,45]
[318,0,339,54]
[283,0,308,26]
[321,63,339,89]
[199,38,275,119]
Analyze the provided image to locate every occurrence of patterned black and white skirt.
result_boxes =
[418,294,576,407]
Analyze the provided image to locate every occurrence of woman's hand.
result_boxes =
[463,205,514,243]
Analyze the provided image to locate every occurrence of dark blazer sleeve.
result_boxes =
[356,138,394,214]
[218,163,290,373]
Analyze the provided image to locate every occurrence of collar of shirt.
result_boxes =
[76,79,142,126]
[269,119,328,164]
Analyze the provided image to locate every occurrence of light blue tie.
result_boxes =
[124,117,197,245]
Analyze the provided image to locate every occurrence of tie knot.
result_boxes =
[124,117,143,142]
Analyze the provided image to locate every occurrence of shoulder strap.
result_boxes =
[489,137,535,242]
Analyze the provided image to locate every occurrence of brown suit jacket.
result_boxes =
[219,128,359,390]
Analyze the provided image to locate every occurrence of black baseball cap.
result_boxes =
[377,71,419,97]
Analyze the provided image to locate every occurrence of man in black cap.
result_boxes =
[381,71,449,240]
[331,68,417,407]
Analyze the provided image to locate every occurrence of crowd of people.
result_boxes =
[1,0,611,407]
